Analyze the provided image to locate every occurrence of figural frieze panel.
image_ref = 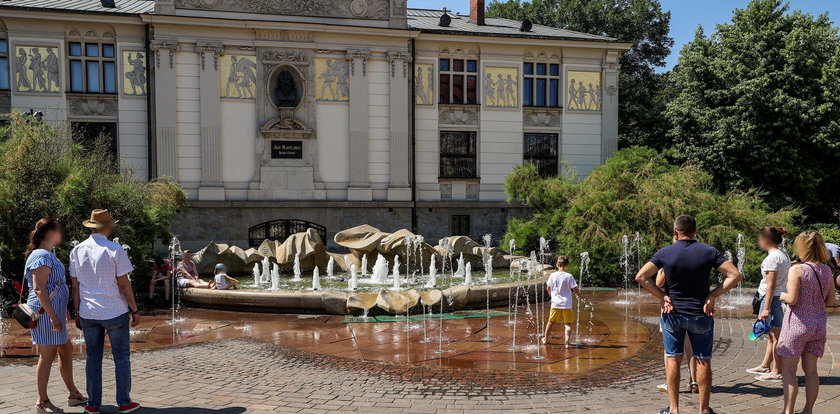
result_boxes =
[175,0,390,20]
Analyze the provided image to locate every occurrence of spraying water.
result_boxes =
[168,236,182,324]
[371,254,389,284]
[292,255,302,281]
[620,234,631,304]
[415,235,425,279]
[270,263,280,290]
[736,233,746,298]
[425,254,438,288]
[392,256,401,290]
[420,305,432,343]
[506,239,516,327]
[348,264,358,290]
[404,235,413,279]
[575,252,591,342]
[464,262,472,285]
[481,233,494,341]
[260,256,270,284]
[454,253,465,278]
[326,256,334,278]
[361,255,368,276]
[312,267,322,290]
[251,264,261,288]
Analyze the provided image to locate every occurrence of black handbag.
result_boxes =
[751,291,764,315]
[11,279,56,330]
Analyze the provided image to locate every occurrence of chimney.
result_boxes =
[470,0,485,26]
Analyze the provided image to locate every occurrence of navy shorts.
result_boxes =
[760,296,784,329]
[661,313,714,360]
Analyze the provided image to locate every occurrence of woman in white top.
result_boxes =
[747,226,791,382]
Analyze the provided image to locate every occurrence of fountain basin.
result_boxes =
[181,276,548,316]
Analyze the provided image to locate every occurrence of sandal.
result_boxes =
[36,400,64,413]
[746,365,770,375]
[755,372,783,382]
[689,381,699,394]
[68,391,88,407]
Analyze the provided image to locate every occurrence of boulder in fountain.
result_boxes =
[435,236,510,268]
[274,228,328,271]
[441,285,471,311]
[320,290,349,314]
[375,289,419,315]
[418,289,442,307]
[346,292,379,315]
[191,241,229,274]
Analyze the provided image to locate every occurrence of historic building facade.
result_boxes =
[0,0,630,249]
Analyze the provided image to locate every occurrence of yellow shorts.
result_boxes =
[549,308,574,324]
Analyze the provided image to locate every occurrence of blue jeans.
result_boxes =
[661,313,714,360]
[759,296,784,328]
[80,313,132,408]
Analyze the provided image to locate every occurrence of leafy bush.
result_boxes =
[503,147,799,287]
[0,113,187,291]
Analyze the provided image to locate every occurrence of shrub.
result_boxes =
[503,147,799,287]
[0,113,187,292]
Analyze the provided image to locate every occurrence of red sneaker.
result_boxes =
[118,402,141,413]
[83,407,100,414]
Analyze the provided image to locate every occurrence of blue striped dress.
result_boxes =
[24,249,69,345]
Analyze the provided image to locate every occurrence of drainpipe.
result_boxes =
[410,38,417,234]
[145,23,156,179]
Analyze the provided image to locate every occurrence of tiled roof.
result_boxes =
[0,0,155,15]
[407,8,617,42]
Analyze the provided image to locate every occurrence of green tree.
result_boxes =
[664,0,840,221]
[503,147,798,287]
[0,113,187,292]
[487,0,674,147]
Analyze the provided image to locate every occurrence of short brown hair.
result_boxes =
[555,255,569,268]
[759,226,787,246]
[674,215,696,235]
[793,230,830,264]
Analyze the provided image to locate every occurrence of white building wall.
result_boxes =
[562,112,602,177]
[478,107,523,201]
[117,97,148,180]
[175,50,201,193]
[414,102,440,201]
[220,100,256,186]
[367,58,390,198]
[316,102,350,200]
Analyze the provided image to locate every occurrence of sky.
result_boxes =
[408,1,840,71]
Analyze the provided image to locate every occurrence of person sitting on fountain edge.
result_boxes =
[176,250,210,289]
[541,255,580,347]
[211,264,238,290]
[635,215,742,414]
[149,256,173,300]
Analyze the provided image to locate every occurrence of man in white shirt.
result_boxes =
[70,209,141,414]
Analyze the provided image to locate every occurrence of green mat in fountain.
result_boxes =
[454,310,517,318]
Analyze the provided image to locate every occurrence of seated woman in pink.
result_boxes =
[777,230,837,414]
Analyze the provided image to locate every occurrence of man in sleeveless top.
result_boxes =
[635,215,742,414]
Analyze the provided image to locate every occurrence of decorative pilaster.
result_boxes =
[346,49,372,201]
[195,42,226,200]
[150,40,180,178]
[601,49,621,163]
[387,50,412,201]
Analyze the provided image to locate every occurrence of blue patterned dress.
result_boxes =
[24,249,69,345]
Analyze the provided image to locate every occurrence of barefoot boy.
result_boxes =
[542,256,581,346]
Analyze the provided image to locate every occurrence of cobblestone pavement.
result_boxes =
[0,313,838,414]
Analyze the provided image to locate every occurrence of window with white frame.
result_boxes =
[438,58,478,105]
[68,41,116,93]
[523,62,560,107]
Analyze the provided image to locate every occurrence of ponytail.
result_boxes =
[24,218,60,259]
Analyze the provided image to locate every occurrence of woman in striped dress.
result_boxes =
[24,218,86,413]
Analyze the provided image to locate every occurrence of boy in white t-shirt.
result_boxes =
[542,255,580,346]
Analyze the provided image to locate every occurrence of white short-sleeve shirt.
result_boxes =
[546,271,578,309]
[69,234,134,320]
[758,248,790,297]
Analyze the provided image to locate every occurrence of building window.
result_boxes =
[440,131,477,178]
[71,122,118,161]
[0,39,9,90]
[523,133,558,177]
[439,58,478,105]
[523,62,560,107]
[68,42,116,93]
[451,215,471,237]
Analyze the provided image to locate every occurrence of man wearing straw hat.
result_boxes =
[70,209,141,414]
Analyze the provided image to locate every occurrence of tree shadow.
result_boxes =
[713,376,840,397]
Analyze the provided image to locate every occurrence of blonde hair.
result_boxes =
[793,230,830,264]
[555,255,569,268]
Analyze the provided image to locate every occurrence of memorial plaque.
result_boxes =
[271,140,303,159]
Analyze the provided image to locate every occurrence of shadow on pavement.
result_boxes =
[98,407,247,413]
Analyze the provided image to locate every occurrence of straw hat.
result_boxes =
[82,209,119,229]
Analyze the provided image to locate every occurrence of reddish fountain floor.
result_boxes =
[0,289,760,376]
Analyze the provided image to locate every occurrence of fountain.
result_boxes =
[464,262,472,285]
[508,257,529,351]
[326,256,334,278]
[481,234,494,342]
[361,255,368,276]
[292,255,302,281]
[425,254,438,288]
[348,264,358,290]
[575,252,591,343]
[506,238,516,327]
[392,256,401,290]
[168,236,182,324]
[251,264,261,288]
[454,253,465,278]
[260,256,270,284]
[371,254,389,284]
[270,264,280,290]
[736,233,746,298]
[312,267,321,291]
[415,235,425,278]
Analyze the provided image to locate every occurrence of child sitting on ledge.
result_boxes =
[211,263,239,290]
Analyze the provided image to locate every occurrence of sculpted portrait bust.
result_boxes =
[274,70,301,108]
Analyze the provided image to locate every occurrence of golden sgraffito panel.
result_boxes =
[122,51,147,96]
[220,55,257,99]
[483,67,519,108]
[315,58,350,101]
[13,45,60,93]
[567,70,602,111]
[414,63,434,105]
